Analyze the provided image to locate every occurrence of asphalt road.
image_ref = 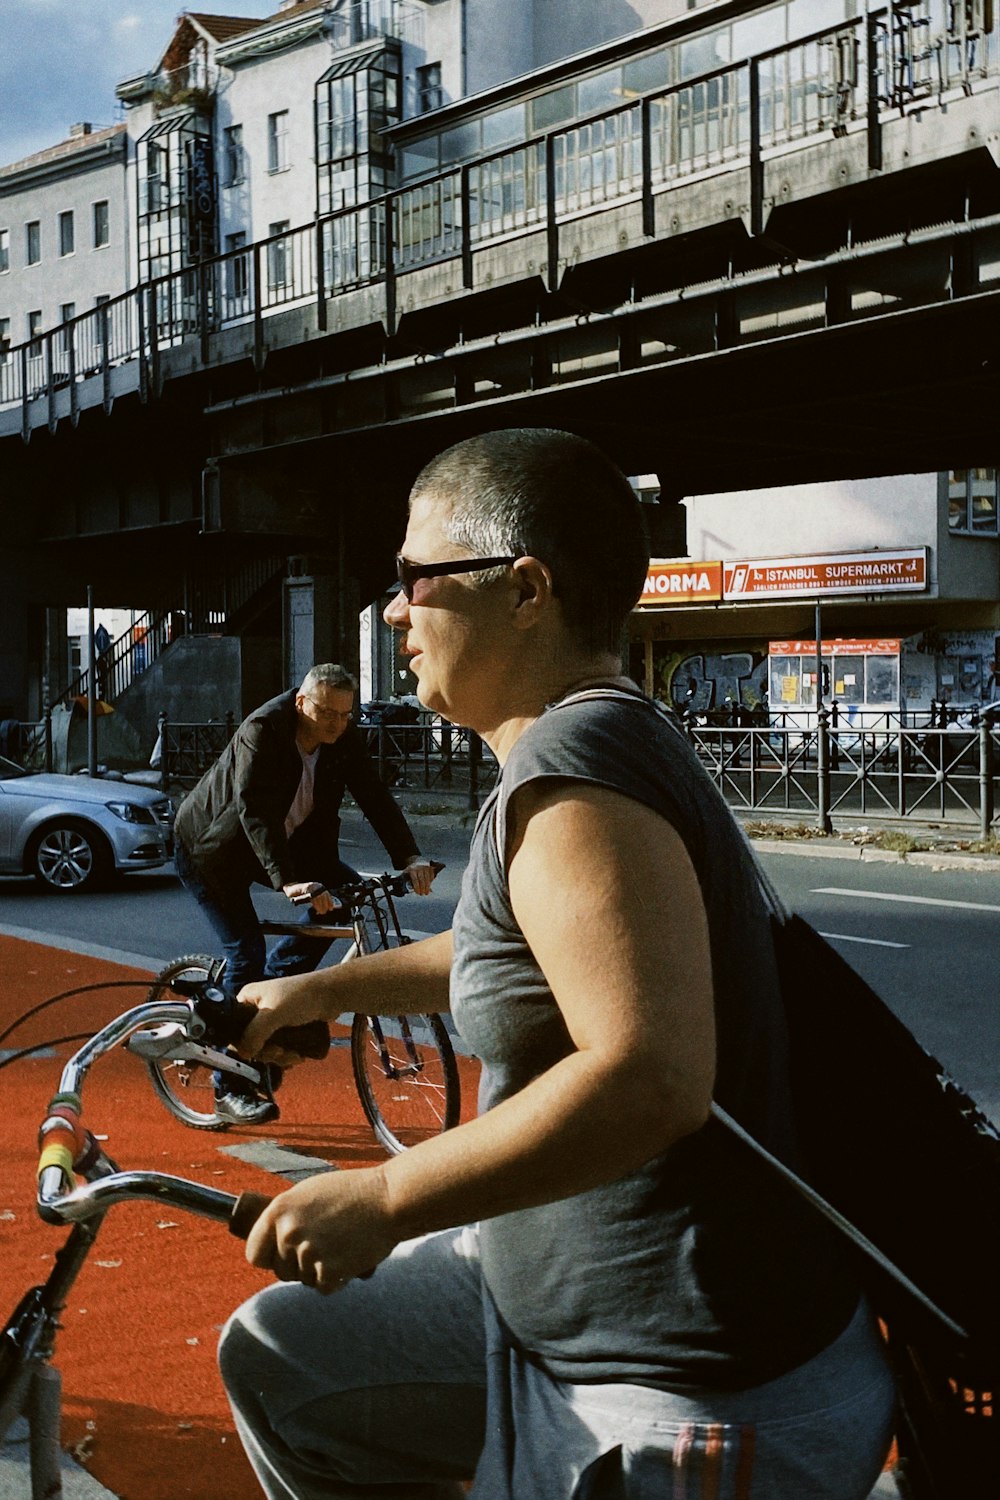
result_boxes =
[0,808,467,969]
[763,852,1000,1125]
[2,810,997,1122]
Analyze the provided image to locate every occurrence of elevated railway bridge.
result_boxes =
[2,0,999,712]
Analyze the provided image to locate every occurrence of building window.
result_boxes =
[146,142,165,212]
[26,220,41,265]
[268,110,289,172]
[0,318,10,363]
[949,469,999,535]
[320,76,357,165]
[225,230,248,300]
[416,61,443,113]
[267,220,290,289]
[59,303,76,355]
[27,310,43,357]
[0,229,8,273]
[59,210,75,256]
[223,124,244,186]
[93,200,109,247]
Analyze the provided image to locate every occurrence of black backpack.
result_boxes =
[719,887,1000,1500]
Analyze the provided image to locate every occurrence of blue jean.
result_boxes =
[174,840,358,995]
[219,1224,897,1500]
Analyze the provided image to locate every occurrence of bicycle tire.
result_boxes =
[350,1013,460,1155]
[145,954,230,1131]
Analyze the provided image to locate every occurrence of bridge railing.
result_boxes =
[3,6,997,421]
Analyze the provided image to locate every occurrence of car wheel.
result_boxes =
[30,820,112,893]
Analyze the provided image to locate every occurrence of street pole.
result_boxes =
[86,585,98,777]
[814,598,823,718]
[815,598,832,833]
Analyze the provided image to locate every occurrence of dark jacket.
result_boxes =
[174,690,420,892]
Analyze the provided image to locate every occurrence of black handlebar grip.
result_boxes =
[185,985,330,1059]
[265,1018,331,1061]
[229,1190,273,1239]
[229,1191,377,1282]
[228,1003,330,1061]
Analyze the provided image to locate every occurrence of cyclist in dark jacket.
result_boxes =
[174,663,433,1121]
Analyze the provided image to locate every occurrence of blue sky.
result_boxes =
[1,0,278,166]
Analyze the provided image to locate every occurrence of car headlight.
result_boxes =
[106,801,156,825]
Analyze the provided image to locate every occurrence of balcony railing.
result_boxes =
[1,5,996,422]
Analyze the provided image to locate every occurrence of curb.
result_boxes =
[748,839,1000,872]
[0,922,160,972]
[0,1420,120,1498]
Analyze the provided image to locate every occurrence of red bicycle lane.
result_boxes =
[0,934,479,1499]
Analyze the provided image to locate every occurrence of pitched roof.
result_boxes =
[187,2,330,44]
[0,124,126,180]
[184,13,268,43]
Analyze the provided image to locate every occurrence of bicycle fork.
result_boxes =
[366,1017,424,1080]
[0,1215,105,1500]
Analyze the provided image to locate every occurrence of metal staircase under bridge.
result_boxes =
[52,557,284,713]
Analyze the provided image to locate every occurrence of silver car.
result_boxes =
[0,755,174,893]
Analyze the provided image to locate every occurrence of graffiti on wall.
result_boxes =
[656,649,769,719]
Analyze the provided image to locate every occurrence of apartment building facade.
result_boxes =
[0,124,128,388]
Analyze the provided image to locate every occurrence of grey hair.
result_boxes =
[411,428,648,653]
[299,664,358,695]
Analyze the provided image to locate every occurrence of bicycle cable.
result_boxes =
[0,1033,95,1073]
[0,980,159,1050]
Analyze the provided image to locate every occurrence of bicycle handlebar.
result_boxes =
[289,864,445,907]
[31,868,446,1242]
[32,990,286,1236]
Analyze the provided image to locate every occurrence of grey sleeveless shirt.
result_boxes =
[450,690,858,1392]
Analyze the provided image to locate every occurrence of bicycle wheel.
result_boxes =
[145,954,229,1131]
[350,1013,460,1154]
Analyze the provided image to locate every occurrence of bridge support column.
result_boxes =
[283,566,361,690]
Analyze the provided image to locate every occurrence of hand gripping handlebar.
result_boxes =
[168,978,330,1062]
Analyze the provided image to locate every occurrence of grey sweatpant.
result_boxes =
[219,1224,896,1499]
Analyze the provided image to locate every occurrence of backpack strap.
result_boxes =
[711,1101,967,1341]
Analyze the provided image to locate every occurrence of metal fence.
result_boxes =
[149,710,498,807]
[8,707,996,832]
[361,716,497,808]
[152,714,236,789]
[685,710,999,836]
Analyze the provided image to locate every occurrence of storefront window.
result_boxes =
[679,28,731,79]
[530,84,577,132]
[483,102,527,150]
[732,5,786,59]
[865,654,900,705]
[622,48,673,97]
[578,66,625,115]
[831,654,864,704]
[770,656,801,709]
[440,119,481,162]
[399,135,439,181]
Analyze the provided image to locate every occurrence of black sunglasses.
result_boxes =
[394,554,516,602]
